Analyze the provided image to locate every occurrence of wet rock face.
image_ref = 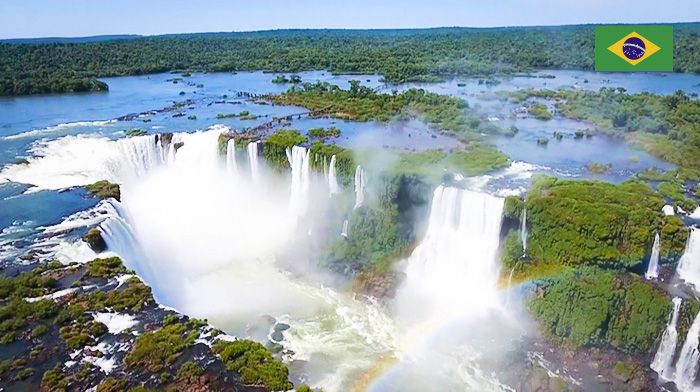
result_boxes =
[83,228,107,253]
[270,323,290,342]
[354,269,404,300]
[158,132,174,147]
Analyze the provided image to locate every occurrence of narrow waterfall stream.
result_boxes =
[645,233,661,279]
[651,297,683,380]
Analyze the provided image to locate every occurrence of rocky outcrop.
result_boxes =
[83,228,107,253]
[0,258,292,391]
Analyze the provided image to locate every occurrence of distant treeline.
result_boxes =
[1,24,700,96]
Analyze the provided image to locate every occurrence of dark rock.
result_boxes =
[83,228,106,253]
[270,331,284,342]
[273,323,290,332]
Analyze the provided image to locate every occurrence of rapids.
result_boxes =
[2,128,524,391]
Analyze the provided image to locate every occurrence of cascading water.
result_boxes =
[373,186,520,391]
[328,155,340,196]
[354,165,366,209]
[0,133,174,190]
[520,207,527,256]
[110,134,175,181]
[397,186,505,318]
[651,297,683,380]
[505,267,516,306]
[287,145,311,218]
[226,139,237,174]
[341,219,349,238]
[247,141,260,181]
[645,233,661,280]
[98,200,156,283]
[675,310,700,391]
[677,228,700,291]
[6,128,523,391]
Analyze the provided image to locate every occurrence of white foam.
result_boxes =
[496,187,527,197]
[42,200,116,234]
[93,312,139,334]
[663,205,676,216]
[25,287,77,303]
[1,120,116,140]
[0,135,117,190]
[690,207,700,220]
[115,274,137,288]
[82,355,116,374]
[52,240,99,265]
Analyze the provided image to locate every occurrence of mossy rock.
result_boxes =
[83,228,107,253]
[125,129,148,137]
[83,257,130,280]
[86,180,120,201]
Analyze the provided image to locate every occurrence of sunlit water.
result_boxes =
[2,129,527,390]
[0,69,698,390]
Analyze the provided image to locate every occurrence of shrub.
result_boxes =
[263,129,307,171]
[125,321,201,373]
[528,103,553,120]
[213,339,292,390]
[86,180,121,200]
[83,257,129,280]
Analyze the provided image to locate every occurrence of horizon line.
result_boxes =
[2,21,698,42]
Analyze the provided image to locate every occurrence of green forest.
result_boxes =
[500,176,695,354]
[2,24,700,95]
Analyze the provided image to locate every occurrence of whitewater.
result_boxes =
[0,128,524,391]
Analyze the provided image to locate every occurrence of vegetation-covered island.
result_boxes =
[2,13,700,392]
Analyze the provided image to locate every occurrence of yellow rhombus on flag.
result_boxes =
[607,32,661,66]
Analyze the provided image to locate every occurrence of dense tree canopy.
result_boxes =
[2,24,699,96]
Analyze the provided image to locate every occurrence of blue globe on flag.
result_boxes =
[622,37,646,60]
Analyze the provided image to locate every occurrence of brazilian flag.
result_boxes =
[595,25,673,71]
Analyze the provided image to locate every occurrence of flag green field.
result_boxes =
[595,25,673,71]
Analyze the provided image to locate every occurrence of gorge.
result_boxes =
[0,67,699,391]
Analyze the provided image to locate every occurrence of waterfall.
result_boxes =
[652,297,683,380]
[226,139,237,174]
[98,201,156,284]
[247,141,260,181]
[328,155,340,197]
[677,228,700,291]
[520,208,528,256]
[675,310,700,391]
[645,233,661,280]
[109,134,172,181]
[354,165,366,209]
[341,219,349,238]
[505,267,516,306]
[397,186,504,317]
[287,146,311,218]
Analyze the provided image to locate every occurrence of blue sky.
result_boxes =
[1,0,698,39]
